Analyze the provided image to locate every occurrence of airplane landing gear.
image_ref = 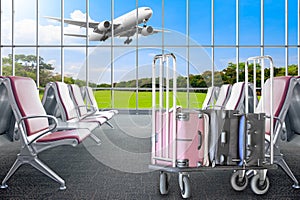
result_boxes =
[124,38,133,44]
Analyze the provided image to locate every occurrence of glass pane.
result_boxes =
[14,0,36,45]
[63,0,87,45]
[89,0,111,46]
[93,89,112,109]
[114,90,136,109]
[214,48,236,85]
[164,0,187,46]
[138,0,163,46]
[214,0,236,45]
[264,0,285,45]
[1,48,13,76]
[88,46,112,87]
[288,0,298,45]
[114,47,136,88]
[39,47,61,86]
[1,0,12,45]
[64,47,86,84]
[288,48,298,75]
[39,0,61,45]
[239,0,260,45]
[14,48,36,80]
[264,48,285,76]
[190,0,211,45]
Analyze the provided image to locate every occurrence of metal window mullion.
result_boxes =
[211,0,214,87]
[61,0,64,82]
[86,0,89,86]
[111,0,114,108]
[136,0,139,112]
[36,0,39,88]
[162,0,164,55]
[261,0,264,57]
[236,0,239,83]
[298,0,300,76]
[0,0,2,76]
[285,0,288,76]
[12,0,15,76]
[187,0,190,109]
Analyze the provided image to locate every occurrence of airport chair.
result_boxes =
[0,77,16,141]
[256,76,300,188]
[0,76,92,190]
[81,86,119,115]
[283,76,300,141]
[42,82,105,144]
[224,82,257,113]
[213,84,232,109]
[201,86,219,109]
[69,84,116,128]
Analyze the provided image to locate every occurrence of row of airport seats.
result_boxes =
[201,77,300,188]
[0,76,117,190]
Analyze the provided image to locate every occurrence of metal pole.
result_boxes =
[135,0,139,112]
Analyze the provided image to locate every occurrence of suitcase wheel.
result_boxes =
[250,174,270,195]
[178,173,191,199]
[159,172,169,195]
[230,170,248,191]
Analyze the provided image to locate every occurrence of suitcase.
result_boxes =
[214,110,240,166]
[154,110,210,167]
[238,113,265,166]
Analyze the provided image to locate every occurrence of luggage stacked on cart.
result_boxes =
[150,54,274,198]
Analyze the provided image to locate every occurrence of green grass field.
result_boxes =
[93,90,207,109]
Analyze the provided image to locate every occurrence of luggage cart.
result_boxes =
[149,54,276,198]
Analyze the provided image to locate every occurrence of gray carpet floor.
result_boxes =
[0,114,299,199]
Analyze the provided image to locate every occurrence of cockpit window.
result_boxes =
[145,8,151,11]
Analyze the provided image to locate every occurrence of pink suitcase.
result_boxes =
[153,110,210,167]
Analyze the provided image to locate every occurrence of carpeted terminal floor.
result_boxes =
[0,114,299,199]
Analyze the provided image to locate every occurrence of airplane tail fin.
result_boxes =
[64,33,87,38]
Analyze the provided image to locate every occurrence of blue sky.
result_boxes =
[1,0,299,84]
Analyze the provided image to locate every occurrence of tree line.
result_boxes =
[2,54,299,89]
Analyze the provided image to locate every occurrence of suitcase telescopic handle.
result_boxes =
[198,131,202,150]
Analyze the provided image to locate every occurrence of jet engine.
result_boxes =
[141,26,154,36]
[97,21,111,31]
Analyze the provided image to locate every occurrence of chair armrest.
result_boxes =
[17,115,58,145]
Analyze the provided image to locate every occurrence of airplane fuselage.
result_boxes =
[89,7,153,41]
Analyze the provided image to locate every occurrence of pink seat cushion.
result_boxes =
[8,76,49,136]
[37,129,90,143]
[256,76,292,135]
[81,117,107,125]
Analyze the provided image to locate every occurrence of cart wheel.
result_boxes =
[160,172,169,195]
[250,174,270,195]
[230,171,248,191]
[180,175,191,199]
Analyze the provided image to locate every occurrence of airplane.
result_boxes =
[45,7,162,44]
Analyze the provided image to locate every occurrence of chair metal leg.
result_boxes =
[30,156,66,190]
[105,121,114,129]
[275,156,300,189]
[1,158,22,189]
[89,133,101,145]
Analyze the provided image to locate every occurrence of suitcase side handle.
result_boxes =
[198,131,202,150]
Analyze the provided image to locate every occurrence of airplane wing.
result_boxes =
[44,16,99,29]
[44,16,121,30]
[116,26,164,38]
